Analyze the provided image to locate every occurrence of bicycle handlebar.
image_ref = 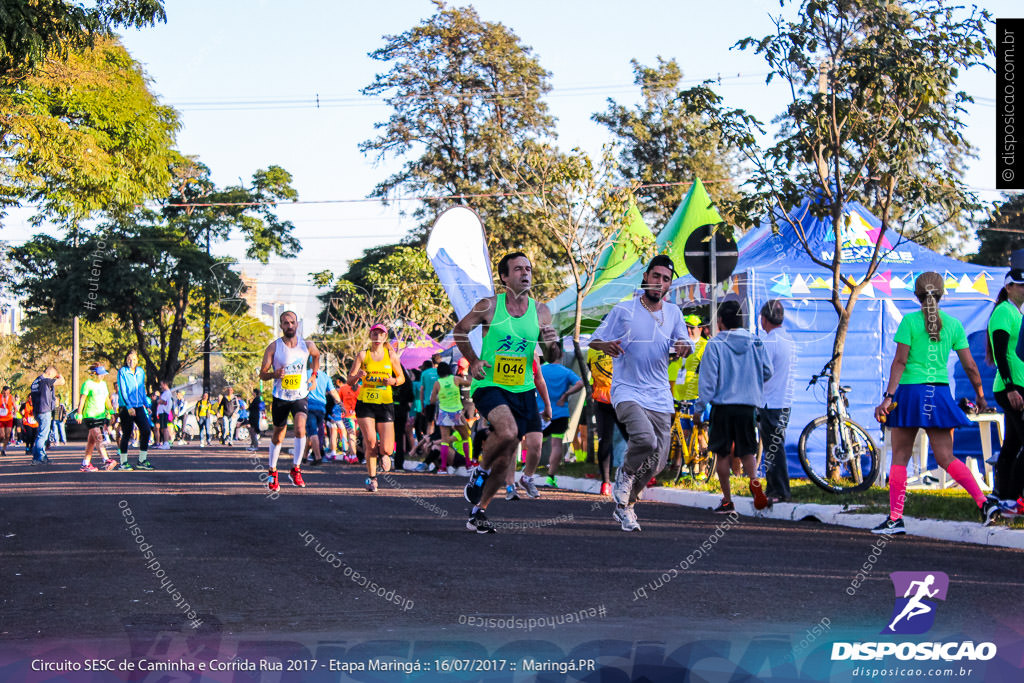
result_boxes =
[806,351,842,390]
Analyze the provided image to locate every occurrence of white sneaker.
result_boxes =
[612,467,634,506]
[158,443,171,450]
[613,505,641,532]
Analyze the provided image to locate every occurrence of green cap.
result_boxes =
[684,314,703,327]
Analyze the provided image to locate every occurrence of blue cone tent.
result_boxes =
[672,198,1005,473]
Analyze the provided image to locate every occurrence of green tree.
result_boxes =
[0,36,179,224]
[692,0,990,389]
[593,57,742,229]
[315,245,453,364]
[0,0,165,76]
[972,195,1024,267]
[360,0,567,293]
[9,160,299,387]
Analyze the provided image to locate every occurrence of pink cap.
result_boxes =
[369,323,388,335]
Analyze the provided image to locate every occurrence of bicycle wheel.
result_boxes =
[798,416,880,493]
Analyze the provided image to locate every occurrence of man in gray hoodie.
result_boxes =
[698,300,773,513]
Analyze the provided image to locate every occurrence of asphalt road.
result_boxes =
[1,443,1021,682]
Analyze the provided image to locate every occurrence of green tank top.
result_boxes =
[436,375,463,412]
[472,293,538,394]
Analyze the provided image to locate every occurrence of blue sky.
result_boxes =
[10,1,1019,325]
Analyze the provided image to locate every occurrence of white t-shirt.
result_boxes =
[593,294,690,414]
[157,389,173,416]
[761,327,795,409]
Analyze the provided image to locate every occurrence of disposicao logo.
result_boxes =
[831,571,997,663]
[883,571,948,635]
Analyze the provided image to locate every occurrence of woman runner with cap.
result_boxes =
[874,272,1000,534]
[76,365,116,471]
[348,323,405,492]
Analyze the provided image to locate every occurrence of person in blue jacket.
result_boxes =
[115,349,154,471]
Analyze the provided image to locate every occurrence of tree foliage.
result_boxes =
[360,0,567,292]
[0,36,179,225]
[316,245,453,364]
[972,195,1024,267]
[0,0,165,76]
[593,57,742,229]
[691,0,991,384]
[9,160,299,387]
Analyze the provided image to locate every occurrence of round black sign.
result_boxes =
[683,224,738,284]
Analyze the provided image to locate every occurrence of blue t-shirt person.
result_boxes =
[536,363,582,420]
[306,370,332,413]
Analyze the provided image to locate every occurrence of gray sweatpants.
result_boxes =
[614,401,673,505]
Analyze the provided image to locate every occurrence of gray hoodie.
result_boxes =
[698,328,773,407]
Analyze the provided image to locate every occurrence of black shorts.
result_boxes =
[542,416,569,438]
[271,397,308,428]
[472,386,541,440]
[355,401,394,423]
[422,404,436,423]
[158,413,169,431]
[707,404,759,458]
[83,417,107,431]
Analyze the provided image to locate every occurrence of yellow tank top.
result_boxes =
[358,347,394,404]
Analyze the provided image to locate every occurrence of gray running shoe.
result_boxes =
[612,467,634,506]
[613,505,641,532]
[519,475,540,499]
[505,484,520,501]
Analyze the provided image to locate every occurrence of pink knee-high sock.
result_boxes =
[889,465,907,520]
[440,444,449,470]
[945,459,985,506]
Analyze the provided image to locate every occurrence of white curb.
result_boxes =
[548,475,1024,550]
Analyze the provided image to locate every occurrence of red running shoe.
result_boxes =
[267,469,280,492]
[289,466,306,488]
[600,482,611,496]
[749,478,769,510]
[646,477,657,488]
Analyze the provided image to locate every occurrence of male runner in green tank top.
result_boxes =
[454,252,558,533]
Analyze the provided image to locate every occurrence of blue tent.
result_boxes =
[671,198,1005,478]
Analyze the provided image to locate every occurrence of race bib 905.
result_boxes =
[493,354,527,386]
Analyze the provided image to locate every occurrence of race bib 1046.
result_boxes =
[282,374,302,391]
[493,354,527,386]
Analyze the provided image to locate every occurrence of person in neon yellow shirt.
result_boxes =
[668,315,707,478]
[75,365,115,471]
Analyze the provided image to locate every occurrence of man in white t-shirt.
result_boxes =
[590,255,693,532]
[156,381,173,450]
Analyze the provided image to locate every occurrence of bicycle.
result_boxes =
[797,354,881,494]
[668,400,715,484]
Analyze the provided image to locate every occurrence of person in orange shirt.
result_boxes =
[21,395,38,456]
[0,386,15,456]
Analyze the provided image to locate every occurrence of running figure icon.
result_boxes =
[887,574,939,632]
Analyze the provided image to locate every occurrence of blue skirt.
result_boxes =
[886,384,972,429]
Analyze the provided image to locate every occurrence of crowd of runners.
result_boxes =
[12,252,1022,535]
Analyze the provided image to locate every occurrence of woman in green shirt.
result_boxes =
[985,269,1024,504]
[874,272,998,534]
[76,365,115,471]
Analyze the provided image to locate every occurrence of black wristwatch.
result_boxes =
[882,392,896,400]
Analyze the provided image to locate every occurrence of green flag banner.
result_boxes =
[656,177,723,273]
[590,199,654,291]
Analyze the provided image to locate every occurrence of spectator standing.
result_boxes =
[195,392,213,447]
[759,300,795,504]
[588,344,625,497]
[419,356,440,437]
[218,387,240,446]
[29,365,65,465]
[51,399,68,446]
[698,300,773,513]
[246,388,264,452]
[155,381,173,449]
[0,386,14,456]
